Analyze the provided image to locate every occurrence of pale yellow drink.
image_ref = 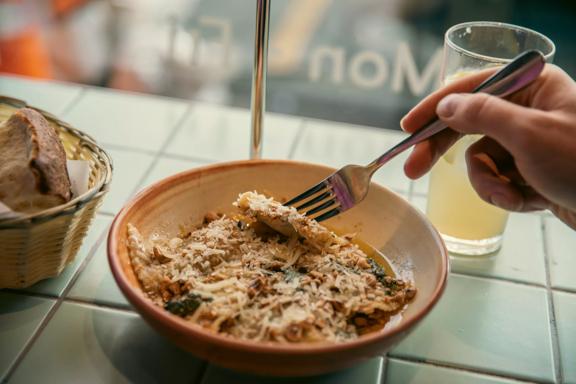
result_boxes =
[426,135,508,240]
[430,23,554,254]
[426,71,509,252]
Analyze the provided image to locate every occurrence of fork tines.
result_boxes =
[284,180,341,222]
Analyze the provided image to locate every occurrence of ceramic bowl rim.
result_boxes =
[108,159,449,355]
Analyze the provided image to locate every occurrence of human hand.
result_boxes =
[401,64,576,229]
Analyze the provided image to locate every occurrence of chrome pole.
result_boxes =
[249,0,271,159]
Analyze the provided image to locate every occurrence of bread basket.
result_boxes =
[0,96,113,289]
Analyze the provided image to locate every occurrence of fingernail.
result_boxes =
[399,116,406,130]
[437,94,462,118]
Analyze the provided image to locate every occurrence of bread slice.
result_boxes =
[0,108,72,213]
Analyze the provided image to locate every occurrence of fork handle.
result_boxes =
[367,50,546,172]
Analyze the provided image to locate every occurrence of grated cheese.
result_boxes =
[127,192,416,343]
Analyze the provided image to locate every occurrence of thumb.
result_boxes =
[436,93,540,154]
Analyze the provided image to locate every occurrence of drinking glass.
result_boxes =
[426,21,555,256]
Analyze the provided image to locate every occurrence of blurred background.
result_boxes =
[1,0,574,130]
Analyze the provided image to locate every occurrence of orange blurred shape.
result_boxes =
[52,0,87,18]
[0,26,53,79]
[0,0,55,79]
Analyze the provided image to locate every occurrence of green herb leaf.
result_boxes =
[164,293,212,317]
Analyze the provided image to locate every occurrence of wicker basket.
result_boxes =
[0,96,113,289]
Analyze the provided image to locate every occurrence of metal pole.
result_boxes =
[249,0,271,159]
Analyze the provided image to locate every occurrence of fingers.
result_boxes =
[400,68,497,179]
[509,64,576,109]
[400,67,498,133]
[436,92,545,156]
[404,130,461,179]
[466,138,549,212]
[466,148,524,211]
[549,204,576,231]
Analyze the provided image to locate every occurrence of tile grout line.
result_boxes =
[61,297,136,314]
[407,180,416,202]
[2,290,58,301]
[302,114,405,137]
[287,118,308,160]
[550,286,576,295]
[389,355,545,384]
[449,271,547,290]
[191,361,210,384]
[1,219,110,382]
[102,142,158,156]
[127,104,196,196]
[92,101,195,241]
[380,356,389,384]
[84,103,196,261]
[541,217,564,384]
[57,87,87,116]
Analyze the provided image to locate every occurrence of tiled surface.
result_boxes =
[166,103,302,161]
[292,120,410,193]
[1,76,573,384]
[67,242,129,308]
[99,147,156,214]
[0,76,81,114]
[18,216,111,297]
[411,196,547,286]
[546,217,576,292]
[8,302,204,384]
[554,291,576,384]
[386,359,528,384]
[390,274,555,383]
[64,87,189,152]
[201,358,383,384]
[0,293,55,381]
[140,156,212,189]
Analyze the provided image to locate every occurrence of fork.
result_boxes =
[285,50,546,222]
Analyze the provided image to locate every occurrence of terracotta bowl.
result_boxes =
[108,160,448,376]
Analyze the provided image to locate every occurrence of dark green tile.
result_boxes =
[200,357,383,384]
[9,302,203,384]
[0,293,55,381]
[386,359,528,384]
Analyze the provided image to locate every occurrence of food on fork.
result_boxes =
[0,108,71,213]
[127,191,416,343]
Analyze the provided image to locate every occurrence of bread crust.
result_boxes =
[20,108,71,201]
[0,108,71,212]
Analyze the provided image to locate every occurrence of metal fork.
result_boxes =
[285,50,546,222]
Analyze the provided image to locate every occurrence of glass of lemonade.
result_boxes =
[427,22,555,256]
